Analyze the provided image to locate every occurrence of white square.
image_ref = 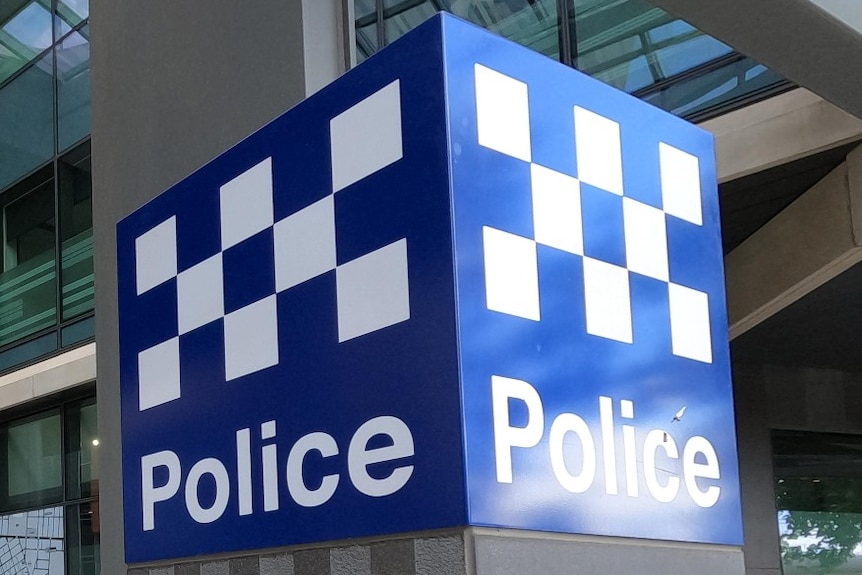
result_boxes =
[177,253,224,335]
[331,80,403,193]
[224,295,279,381]
[475,64,531,162]
[623,198,669,281]
[575,106,623,196]
[220,157,275,250]
[483,227,540,321]
[583,257,632,343]
[135,216,177,295]
[531,163,583,255]
[336,239,410,342]
[138,338,180,411]
[274,196,336,291]
[668,283,712,363]
[660,143,702,225]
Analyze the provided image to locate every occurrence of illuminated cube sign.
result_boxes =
[117,13,741,563]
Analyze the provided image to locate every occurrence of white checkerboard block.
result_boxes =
[583,257,632,344]
[623,198,669,281]
[135,216,177,295]
[474,64,532,162]
[336,239,410,342]
[274,196,337,291]
[220,157,275,250]
[531,163,583,255]
[331,80,403,193]
[177,253,224,335]
[668,283,712,363]
[224,295,279,381]
[575,106,623,196]
[659,143,703,226]
[483,227,540,321]
[138,337,181,411]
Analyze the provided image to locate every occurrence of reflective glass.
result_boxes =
[356,0,788,120]
[641,56,786,118]
[0,51,53,190]
[0,0,52,85]
[355,0,377,63]
[57,25,90,153]
[56,0,89,37]
[382,0,560,60]
[67,501,101,575]
[0,166,57,348]
[774,431,862,575]
[65,399,98,500]
[59,141,93,320]
[1,412,63,510]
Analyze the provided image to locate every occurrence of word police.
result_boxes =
[141,375,722,530]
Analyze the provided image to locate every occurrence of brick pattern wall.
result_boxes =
[128,534,466,575]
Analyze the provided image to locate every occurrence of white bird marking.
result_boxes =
[672,406,687,423]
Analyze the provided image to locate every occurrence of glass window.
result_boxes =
[67,501,100,575]
[0,51,53,190]
[65,399,98,500]
[0,0,53,85]
[0,166,57,348]
[2,411,63,510]
[57,24,90,152]
[354,0,790,121]
[59,141,93,320]
[774,430,862,575]
[56,0,89,37]
[355,0,377,63]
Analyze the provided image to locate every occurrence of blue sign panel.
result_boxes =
[118,13,741,563]
[444,21,741,544]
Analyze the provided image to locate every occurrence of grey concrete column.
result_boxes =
[90,2,342,572]
[725,144,862,338]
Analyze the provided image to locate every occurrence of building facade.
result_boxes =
[1,1,861,574]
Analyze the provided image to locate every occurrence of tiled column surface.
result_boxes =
[127,534,466,575]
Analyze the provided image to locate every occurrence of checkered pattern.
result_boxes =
[475,64,712,364]
[133,80,410,411]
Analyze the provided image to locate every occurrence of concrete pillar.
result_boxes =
[90,2,342,572]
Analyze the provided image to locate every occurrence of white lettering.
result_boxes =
[492,375,544,483]
[549,413,595,493]
[184,458,230,524]
[141,450,181,531]
[643,429,680,503]
[348,416,415,497]
[287,432,340,507]
[683,435,721,507]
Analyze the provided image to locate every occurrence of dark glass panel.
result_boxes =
[57,25,90,152]
[65,399,98,500]
[774,430,862,575]
[0,331,56,372]
[355,0,378,63]
[0,411,63,511]
[58,141,93,320]
[0,51,53,190]
[66,501,101,575]
[0,165,57,348]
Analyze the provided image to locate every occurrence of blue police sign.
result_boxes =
[117,13,741,563]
